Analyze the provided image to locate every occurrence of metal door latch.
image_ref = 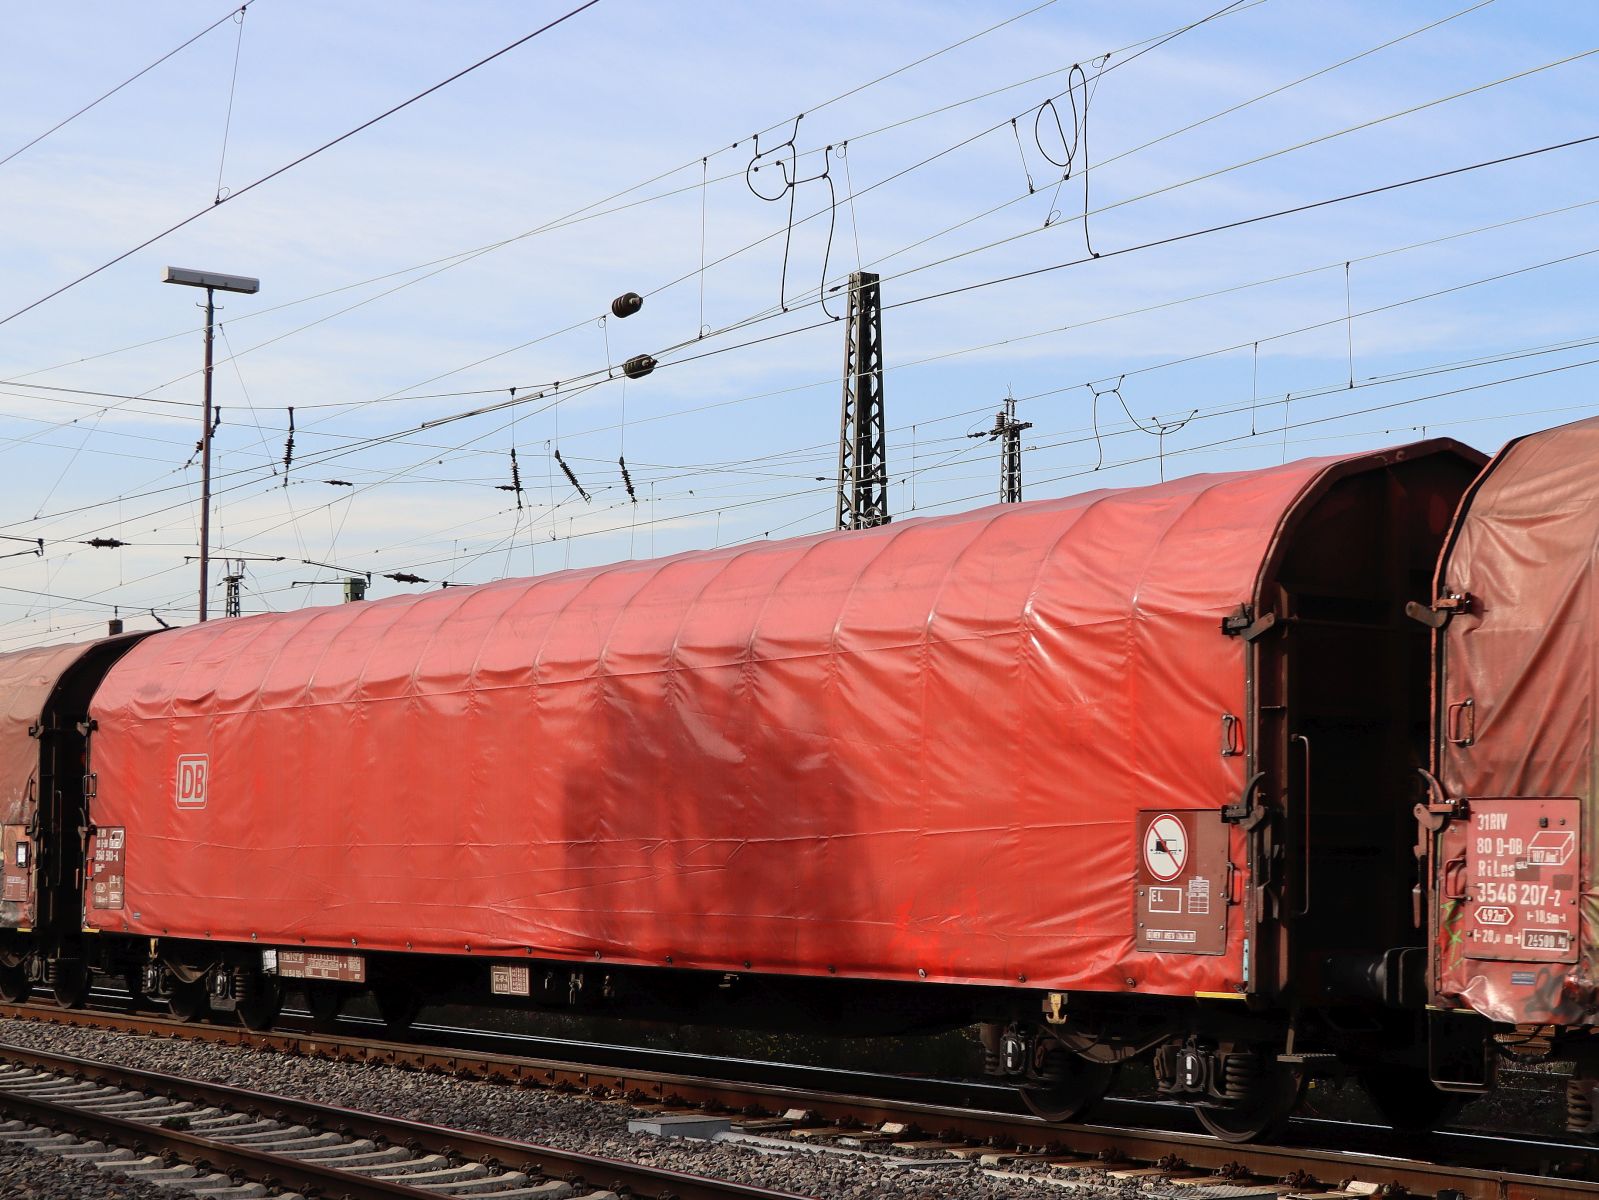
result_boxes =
[1406,592,1473,628]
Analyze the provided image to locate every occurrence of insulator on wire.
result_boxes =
[622,353,657,380]
[282,406,296,487]
[620,456,636,503]
[385,572,427,584]
[611,291,643,319]
[84,537,128,549]
[554,448,592,503]
[324,479,352,487]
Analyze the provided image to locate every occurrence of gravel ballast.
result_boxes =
[0,1018,1109,1200]
[0,1143,174,1200]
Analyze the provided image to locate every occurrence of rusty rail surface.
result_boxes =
[0,1000,1594,1200]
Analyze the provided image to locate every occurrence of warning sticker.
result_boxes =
[1136,810,1229,956]
[1143,814,1189,881]
[1464,798,1579,964]
[89,826,125,911]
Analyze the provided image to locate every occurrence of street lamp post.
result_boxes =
[162,266,259,622]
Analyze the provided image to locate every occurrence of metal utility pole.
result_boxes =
[163,267,260,622]
[200,292,216,617]
[991,394,1033,503]
[836,271,889,531]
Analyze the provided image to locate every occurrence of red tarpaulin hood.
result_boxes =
[89,451,1423,996]
[0,638,126,825]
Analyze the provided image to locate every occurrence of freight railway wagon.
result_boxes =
[1420,418,1599,1134]
[3,422,1595,1143]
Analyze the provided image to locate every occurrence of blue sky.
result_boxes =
[0,0,1595,643]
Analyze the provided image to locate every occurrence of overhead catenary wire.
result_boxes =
[212,3,249,203]
[71,284,1599,620]
[11,171,1596,558]
[118,0,1267,421]
[0,2,254,172]
[334,192,1599,460]
[80,321,1599,617]
[0,0,1112,382]
[0,0,1374,471]
[345,6,1271,409]
[256,328,1599,578]
[282,52,1596,432]
[15,235,1599,572]
[467,132,1594,415]
[351,352,1599,586]
[0,0,605,330]
[843,45,1599,311]
[21,276,1599,633]
[9,23,1586,620]
[0,0,1496,579]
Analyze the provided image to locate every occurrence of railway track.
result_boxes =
[0,998,1594,1200]
[0,1040,807,1200]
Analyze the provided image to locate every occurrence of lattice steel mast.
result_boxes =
[836,271,889,531]
[994,393,1032,503]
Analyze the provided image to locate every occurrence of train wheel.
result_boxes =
[374,983,422,1037]
[0,964,30,1004]
[168,979,207,1022]
[236,972,281,1032]
[50,960,90,1009]
[1020,1056,1117,1123]
[1195,1055,1303,1143]
[304,984,343,1032]
[1359,1064,1462,1133]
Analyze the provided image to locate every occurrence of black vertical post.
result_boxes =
[198,287,215,621]
[837,271,889,530]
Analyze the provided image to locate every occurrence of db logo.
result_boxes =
[175,754,209,809]
[1477,905,1514,926]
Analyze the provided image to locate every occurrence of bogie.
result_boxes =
[1153,1038,1304,1143]
[0,962,29,1004]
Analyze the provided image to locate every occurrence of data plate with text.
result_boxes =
[1464,797,1580,964]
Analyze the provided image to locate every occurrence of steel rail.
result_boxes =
[0,1040,809,1200]
[0,1081,440,1199]
[1,1002,1595,1200]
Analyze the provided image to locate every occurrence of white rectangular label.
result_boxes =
[1522,930,1571,953]
[1148,887,1183,914]
[1147,928,1197,944]
[490,964,531,996]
